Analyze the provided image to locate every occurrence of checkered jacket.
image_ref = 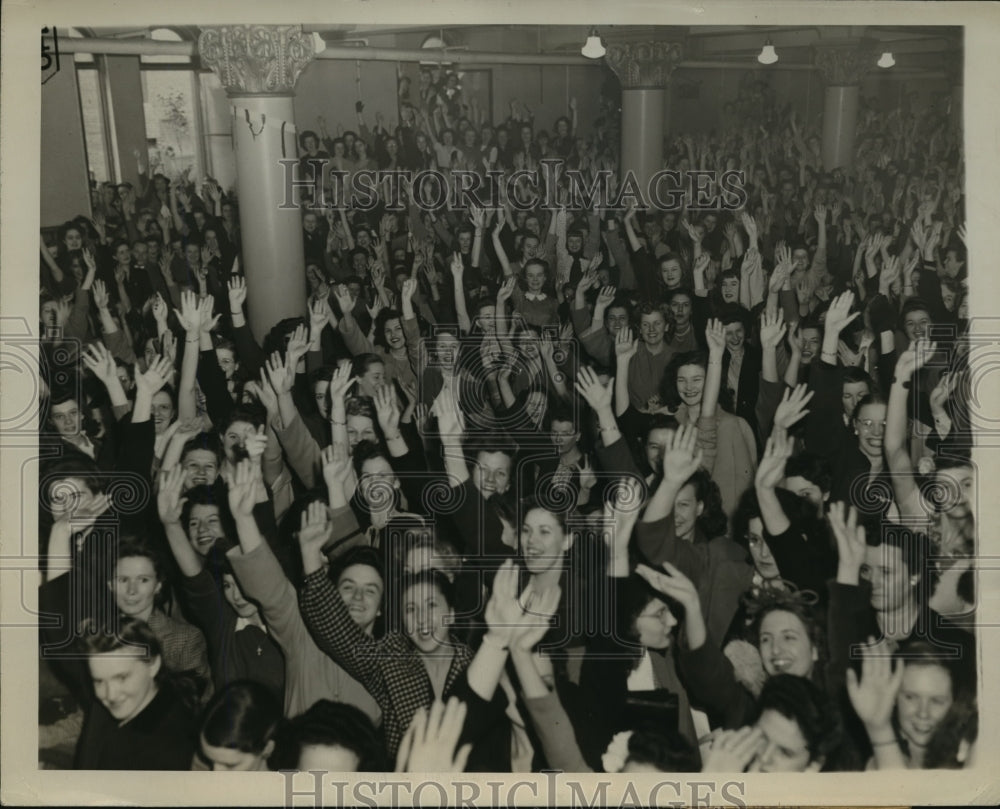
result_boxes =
[299,569,474,757]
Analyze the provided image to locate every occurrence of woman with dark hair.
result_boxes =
[198,681,281,771]
[270,699,384,772]
[702,673,846,773]
[297,501,511,769]
[109,538,213,685]
[297,130,330,206]
[73,617,200,769]
[636,424,752,646]
[660,320,757,517]
[847,639,976,769]
[638,555,826,725]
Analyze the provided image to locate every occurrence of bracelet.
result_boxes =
[185,338,199,344]
[230,310,242,316]
[384,433,402,442]
[332,419,347,426]
[599,425,620,433]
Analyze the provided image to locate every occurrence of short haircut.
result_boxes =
[200,680,282,756]
[270,700,384,772]
[180,432,225,466]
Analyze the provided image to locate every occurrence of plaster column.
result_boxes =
[199,25,315,342]
[814,42,875,171]
[605,41,683,204]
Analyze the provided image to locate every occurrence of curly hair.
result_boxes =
[684,467,729,540]
[756,674,843,770]
[626,726,700,773]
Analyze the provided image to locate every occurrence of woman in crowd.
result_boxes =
[37,76,977,777]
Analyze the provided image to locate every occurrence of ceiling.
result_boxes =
[81,24,962,72]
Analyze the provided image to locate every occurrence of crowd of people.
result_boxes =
[36,64,976,775]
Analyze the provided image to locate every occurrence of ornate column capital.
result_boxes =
[605,41,684,89]
[812,41,876,86]
[198,25,315,95]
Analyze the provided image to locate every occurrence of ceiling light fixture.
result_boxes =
[582,28,606,59]
[877,51,895,69]
[757,39,778,65]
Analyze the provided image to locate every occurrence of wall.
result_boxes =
[103,55,149,188]
[41,66,91,227]
[291,28,607,144]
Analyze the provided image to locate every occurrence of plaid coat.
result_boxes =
[299,569,476,758]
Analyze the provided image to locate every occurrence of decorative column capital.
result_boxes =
[813,41,876,86]
[198,25,315,95]
[605,41,684,89]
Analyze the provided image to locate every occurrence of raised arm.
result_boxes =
[885,339,937,518]
[641,424,703,524]
[172,289,204,425]
[701,319,726,419]
[156,465,204,578]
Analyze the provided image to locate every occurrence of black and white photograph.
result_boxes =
[3,1,999,805]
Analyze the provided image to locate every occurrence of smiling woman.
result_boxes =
[74,618,200,769]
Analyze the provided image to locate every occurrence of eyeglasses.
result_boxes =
[639,605,673,623]
[856,419,887,432]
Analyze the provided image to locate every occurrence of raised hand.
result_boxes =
[174,289,203,334]
[575,366,614,413]
[701,727,767,774]
[81,342,117,385]
[496,276,516,303]
[327,362,356,406]
[92,279,111,311]
[243,424,268,466]
[333,284,355,315]
[394,698,472,774]
[741,210,759,246]
[156,465,187,526]
[846,639,904,732]
[824,291,859,335]
[309,296,332,335]
[894,337,938,382]
[614,327,638,362]
[265,350,294,395]
[596,285,616,308]
[151,293,169,326]
[160,329,178,364]
[450,251,464,279]
[227,458,258,518]
[321,442,352,492]
[662,422,703,483]
[228,276,247,313]
[756,426,794,490]
[401,277,418,304]
[772,383,814,430]
[828,501,867,581]
[198,296,220,335]
[373,385,401,437]
[135,355,173,396]
[298,499,332,557]
[929,371,956,413]
[759,309,787,350]
[245,368,278,415]
[636,560,700,612]
[285,323,310,368]
[705,318,726,357]
[431,383,464,440]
